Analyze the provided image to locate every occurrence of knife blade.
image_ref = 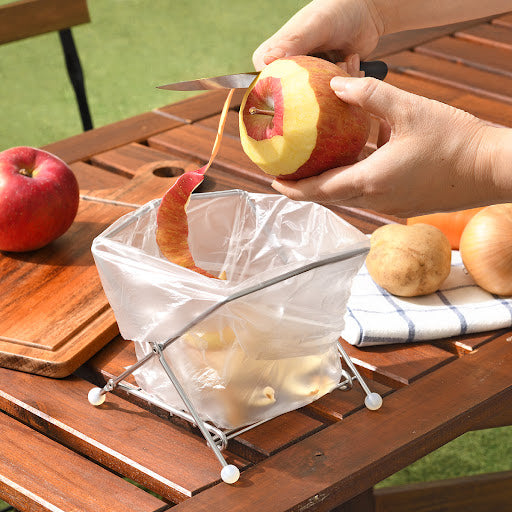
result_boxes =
[157,60,388,91]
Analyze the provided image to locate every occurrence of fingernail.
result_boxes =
[263,47,287,65]
[330,76,348,91]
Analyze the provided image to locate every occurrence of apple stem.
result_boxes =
[249,107,275,117]
[18,168,33,177]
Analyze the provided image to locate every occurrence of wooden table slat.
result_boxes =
[155,89,246,124]
[455,23,512,50]
[374,471,512,512]
[148,122,273,188]
[232,411,325,461]
[415,35,512,77]
[339,339,457,388]
[81,164,178,207]
[1,16,511,511]
[0,200,131,377]
[385,50,512,104]
[305,379,394,423]
[386,71,512,127]
[84,336,330,464]
[369,16,500,59]
[493,13,512,28]
[0,410,165,512]
[170,334,512,512]
[431,328,508,355]
[0,368,248,503]
[72,160,130,190]
[195,109,242,138]
[42,111,184,164]
[90,142,202,178]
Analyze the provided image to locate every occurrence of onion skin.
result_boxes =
[459,204,512,296]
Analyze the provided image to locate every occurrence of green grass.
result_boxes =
[0,0,511,503]
[0,0,309,150]
[378,426,512,488]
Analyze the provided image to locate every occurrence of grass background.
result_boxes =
[0,0,511,498]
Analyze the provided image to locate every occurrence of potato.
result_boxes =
[366,223,452,297]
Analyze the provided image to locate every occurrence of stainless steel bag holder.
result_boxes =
[88,245,382,484]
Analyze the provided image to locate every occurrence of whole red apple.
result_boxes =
[239,55,370,180]
[0,146,79,252]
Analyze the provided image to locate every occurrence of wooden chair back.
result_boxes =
[0,0,93,130]
[0,0,90,44]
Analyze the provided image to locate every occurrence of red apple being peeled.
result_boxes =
[239,55,370,180]
[0,146,79,252]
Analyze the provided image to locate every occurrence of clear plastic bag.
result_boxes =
[92,190,369,429]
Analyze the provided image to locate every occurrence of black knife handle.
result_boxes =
[360,60,388,81]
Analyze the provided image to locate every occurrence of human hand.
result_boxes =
[271,77,497,217]
[252,0,383,70]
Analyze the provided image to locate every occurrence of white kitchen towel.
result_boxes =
[342,251,512,346]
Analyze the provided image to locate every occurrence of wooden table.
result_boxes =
[1,14,511,512]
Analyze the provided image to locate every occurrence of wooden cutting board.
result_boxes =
[0,149,196,377]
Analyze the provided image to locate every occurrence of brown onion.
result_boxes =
[459,204,512,296]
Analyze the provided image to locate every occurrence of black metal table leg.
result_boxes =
[58,28,93,131]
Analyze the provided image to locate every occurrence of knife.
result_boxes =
[157,60,387,91]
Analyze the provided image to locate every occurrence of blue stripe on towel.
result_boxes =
[380,286,416,342]
[492,294,512,325]
[437,290,467,335]
[345,307,363,342]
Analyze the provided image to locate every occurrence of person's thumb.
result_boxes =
[252,5,330,70]
[330,76,414,124]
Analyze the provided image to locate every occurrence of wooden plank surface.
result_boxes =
[91,142,202,178]
[155,89,246,123]
[0,135,221,377]
[0,367,248,503]
[168,334,512,512]
[83,336,334,465]
[431,329,508,355]
[147,117,274,191]
[415,36,512,77]
[374,471,512,512]
[0,199,128,377]
[0,0,90,45]
[493,13,512,28]
[305,379,393,423]
[339,339,457,388]
[385,51,512,104]
[369,17,501,59]
[455,23,512,49]
[385,71,512,127]
[1,16,511,510]
[42,111,184,164]
[0,411,165,512]
[146,112,393,233]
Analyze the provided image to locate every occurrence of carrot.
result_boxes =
[407,207,485,250]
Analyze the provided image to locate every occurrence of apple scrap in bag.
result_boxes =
[92,190,369,429]
[342,251,512,346]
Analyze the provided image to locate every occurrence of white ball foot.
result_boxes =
[221,464,240,484]
[88,387,106,406]
[364,392,383,411]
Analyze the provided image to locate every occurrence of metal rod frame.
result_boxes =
[92,240,381,466]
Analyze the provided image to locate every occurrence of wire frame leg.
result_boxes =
[151,342,240,484]
[86,339,381,484]
[337,341,383,410]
